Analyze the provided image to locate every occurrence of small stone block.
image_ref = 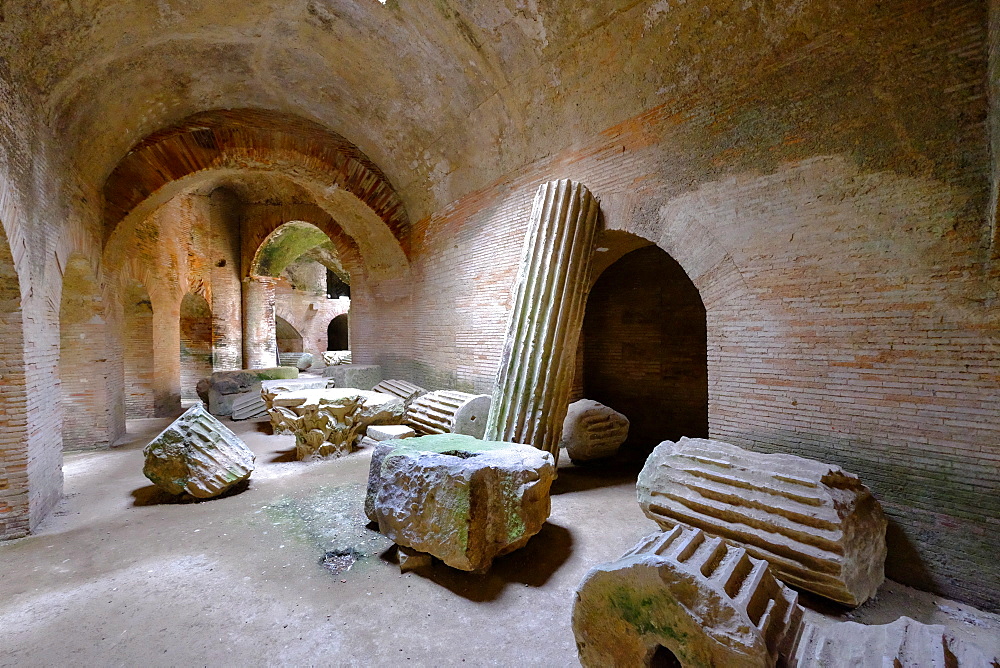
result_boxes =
[367,424,416,441]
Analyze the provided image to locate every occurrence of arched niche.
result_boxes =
[275,316,303,354]
[179,292,212,403]
[328,314,349,352]
[59,254,116,450]
[0,218,30,538]
[122,281,155,419]
[580,243,708,462]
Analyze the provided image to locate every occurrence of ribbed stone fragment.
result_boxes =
[142,404,255,498]
[405,390,491,439]
[366,434,555,572]
[560,399,629,462]
[486,179,600,463]
[573,525,803,668]
[230,391,266,420]
[372,379,426,405]
[637,437,887,606]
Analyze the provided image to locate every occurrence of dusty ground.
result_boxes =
[1,417,997,667]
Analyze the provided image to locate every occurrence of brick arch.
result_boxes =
[102,109,411,299]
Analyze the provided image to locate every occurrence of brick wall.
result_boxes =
[122,283,155,419]
[179,293,212,402]
[581,245,708,461]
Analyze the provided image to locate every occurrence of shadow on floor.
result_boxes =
[269,447,298,463]
[130,479,252,506]
[552,459,642,495]
[387,521,573,603]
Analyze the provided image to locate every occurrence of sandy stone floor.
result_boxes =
[1,417,997,667]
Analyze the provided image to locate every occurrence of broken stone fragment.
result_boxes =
[405,390,492,439]
[278,352,315,370]
[366,433,555,572]
[559,399,629,462]
[397,546,432,573]
[198,367,298,416]
[366,424,416,441]
[323,350,352,366]
[322,363,382,390]
[637,437,887,606]
[142,404,255,498]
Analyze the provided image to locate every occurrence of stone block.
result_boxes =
[367,424,416,441]
[267,388,404,460]
[560,399,629,462]
[637,437,887,606]
[322,363,382,391]
[278,352,315,370]
[142,404,255,498]
[198,367,299,416]
[573,525,803,668]
[323,350,352,366]
[366,433,555,572]
[405,390,491,439]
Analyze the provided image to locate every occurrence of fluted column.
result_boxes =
[242,275,277,369]
[485,179,601,462]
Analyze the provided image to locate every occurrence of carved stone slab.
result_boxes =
[142,404,255,498]
[637,437,887,606]
[560,399,629,462]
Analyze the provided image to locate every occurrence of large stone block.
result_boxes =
[560,399,629,462]
[196,367,298,416]
[322,363,382,391]
[573,525,803,668]
[637,437,887,606]
[142,404,255,498]
[278,352,315,370]
[366,434,555,572]
[405,390,491,439]
[267,388,404,460]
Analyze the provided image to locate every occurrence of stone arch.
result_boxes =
[59,253,117,450]
[179,292,212,403]
[122,281,155,419]
[0,218,30,538]
[581,242,708,462]
[275,315,303,354]
[328,313,350,352]
[102,109,411,300]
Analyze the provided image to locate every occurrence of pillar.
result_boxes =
[485,179,601,463]
[243,275,277,369]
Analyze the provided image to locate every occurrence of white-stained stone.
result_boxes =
[367,424,416,441]
[142,404,255,498]
[637,437,887,606]
[267,388,404,460]
[322,363,383,391]
[366,434,555,572]
[406,390,491,439]
[372,379,426,405]
[322,350,352,366]
[560,399,629,462]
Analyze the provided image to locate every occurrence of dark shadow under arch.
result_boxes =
[327,313,349,351]
[275,315,303,354]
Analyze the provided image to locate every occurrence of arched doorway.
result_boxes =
[60,254,115,450]
[275,315,303,354]
[179,292,212,403]
[122,281,155,418]
[328,313,349,351]
[581,245,708,462]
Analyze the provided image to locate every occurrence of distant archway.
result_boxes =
[328,314,349,351]
[60,254,115,449]
[179,293,212,403]
[275,315,303,354]
[582,245,708,462]
[122,282,155,418]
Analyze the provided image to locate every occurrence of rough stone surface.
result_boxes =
[560,399,629,462]
[406,390,492,439]
[322,350,352,366]
[322,364,382,391]
[397,546,432,573]
[230,391,267,421]
[637,437,887,606]
[366,434,555,572]
[278,352,315,371]
[268,388,404,460]
[197,367,298,416]
[367,424,416,441]
[573,525,803,668]
[142,405,255,498]
[486,180,600,463]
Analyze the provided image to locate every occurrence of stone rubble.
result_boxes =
[637,437,887,606]
[278,352,315,370]
[560,399,629,462]
[322,363,383,391]
[322,350,352,366]
[142,404,255,498]
[196,367,298,416]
